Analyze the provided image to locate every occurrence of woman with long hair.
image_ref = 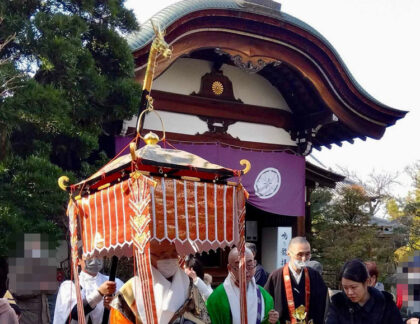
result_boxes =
[326,259,403,324]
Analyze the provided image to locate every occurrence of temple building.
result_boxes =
[116,0,406,275]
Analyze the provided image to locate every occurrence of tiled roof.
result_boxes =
[126,0,394,110]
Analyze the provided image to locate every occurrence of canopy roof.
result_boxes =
[72,143,240,196]
[127,0,407,150]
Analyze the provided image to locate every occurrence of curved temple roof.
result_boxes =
[127,0,407,150]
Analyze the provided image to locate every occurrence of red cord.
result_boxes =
[77,134,140,197]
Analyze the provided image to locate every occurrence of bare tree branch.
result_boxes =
[336,166,399,217]
[0,32,16,53]
[0,17,24,98]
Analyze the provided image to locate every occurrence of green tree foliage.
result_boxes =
[0,0,141,255]
[387,161,420,260]
[311,185,396,288]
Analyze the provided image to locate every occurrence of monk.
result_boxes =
[110,240,210,324]
[206,247,279,324]
[264,237,327,324]
[54,245,124,324]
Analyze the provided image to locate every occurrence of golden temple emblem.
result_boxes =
[211,81,224,95]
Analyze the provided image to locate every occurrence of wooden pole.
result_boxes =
[102,256,118,324]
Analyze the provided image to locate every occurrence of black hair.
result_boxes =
[186,257,205,280]
[0,257,8,297]
[10,304,21,317]
[339,259,369,283]
[78,244,83,259]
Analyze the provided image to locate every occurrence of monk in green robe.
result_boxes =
[206,247,279,324]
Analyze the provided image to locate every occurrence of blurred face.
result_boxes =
[79,257,103,276]
[228,250,256,285]
[8,233,58,295]
[342,278,369,304]
[288,242,311,271]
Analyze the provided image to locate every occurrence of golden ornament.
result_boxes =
[291,305,313,324]
[211,81,224,95]
[144,132,160,145]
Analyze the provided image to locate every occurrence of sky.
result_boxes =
[124,0,420,198]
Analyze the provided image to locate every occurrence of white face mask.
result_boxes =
[293,259,308,270]
[84,258,103,275]
[157,259,179,278]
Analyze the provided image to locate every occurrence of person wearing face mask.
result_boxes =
[206,247,279,324]
[109,240,210,324]
[264,237,327,324]
[53,244,124,324]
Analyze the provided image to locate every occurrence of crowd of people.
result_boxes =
[0,237,418,324]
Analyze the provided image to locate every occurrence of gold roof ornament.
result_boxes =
[131,107,166,162]
[144,132,159,146]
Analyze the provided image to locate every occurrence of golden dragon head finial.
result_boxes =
[151,20,172,59]
[142,20,172,93]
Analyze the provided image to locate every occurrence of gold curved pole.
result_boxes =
[136,21,172,137]
[130,142,137,161]
[240,159,251,174]
[58,176,69,191]
[142,20,172,93]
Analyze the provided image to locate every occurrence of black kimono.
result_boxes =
[264,266,327,324]
[326,287,403,324]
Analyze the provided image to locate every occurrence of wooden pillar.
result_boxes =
[297,186,313,237]
[297,215,305,236]
[305,187,313,238]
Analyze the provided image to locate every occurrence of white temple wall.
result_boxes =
[122,57,296,146]
[153,58,290,111]
[141,111,296,146]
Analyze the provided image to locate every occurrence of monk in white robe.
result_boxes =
[110,240,209,324]
[53,251,123,324]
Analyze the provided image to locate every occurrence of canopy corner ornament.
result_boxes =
[240,159,251,174]
[58,176,69,192]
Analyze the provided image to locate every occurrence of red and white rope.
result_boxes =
[237,185,248,324]
[68,201,86,324]
[129,175,158,323]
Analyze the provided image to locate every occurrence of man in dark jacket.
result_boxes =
[245,242,269,286]
[326,286,403,324]
[264,237,327,324]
